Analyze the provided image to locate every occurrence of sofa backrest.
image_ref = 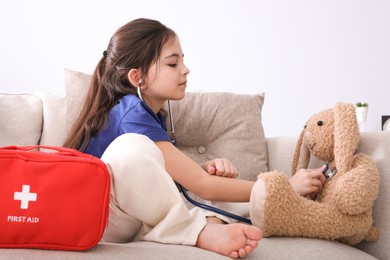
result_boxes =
[0,93,43,147]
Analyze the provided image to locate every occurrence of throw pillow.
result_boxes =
[165,92,268,181]
[64,68,91,136]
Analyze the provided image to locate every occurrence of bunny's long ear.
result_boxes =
[291,129,310,176]
[334,103,360,174]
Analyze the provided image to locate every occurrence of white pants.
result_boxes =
[101,134,206,245]
[100,133,249,245]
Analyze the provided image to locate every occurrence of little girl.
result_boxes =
[64,18,325,258]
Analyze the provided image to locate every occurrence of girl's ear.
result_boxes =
[127,69,142,88]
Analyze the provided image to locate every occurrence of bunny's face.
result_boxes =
[303,109,335,163]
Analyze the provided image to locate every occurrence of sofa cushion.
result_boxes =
[0,93,43,147]
[64,69,268,180]
[0,238,377,260]
[36,91,67,147]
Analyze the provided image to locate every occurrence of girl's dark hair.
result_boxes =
[63,18,177,151]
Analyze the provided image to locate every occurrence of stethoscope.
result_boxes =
[167,100,252,224]
[322,164,337,181]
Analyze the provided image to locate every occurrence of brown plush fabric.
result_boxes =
[250,103,380,245]
[258,171,374,244]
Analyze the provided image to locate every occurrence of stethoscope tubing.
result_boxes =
[178,184,252,224]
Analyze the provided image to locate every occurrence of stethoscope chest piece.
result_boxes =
[322,164,337,181]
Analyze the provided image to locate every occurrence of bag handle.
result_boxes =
[1,145,89,158]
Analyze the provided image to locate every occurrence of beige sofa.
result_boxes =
[0,70,389,259]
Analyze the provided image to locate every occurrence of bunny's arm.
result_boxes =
[334,154,380,215]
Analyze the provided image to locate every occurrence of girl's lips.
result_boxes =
[179,81,187,87]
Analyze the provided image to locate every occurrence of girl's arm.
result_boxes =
[155,141,254,202]
[155,141,325,201]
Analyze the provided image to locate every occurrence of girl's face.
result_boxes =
[142,37,190,112]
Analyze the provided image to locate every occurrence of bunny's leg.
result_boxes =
[250,171,371,245]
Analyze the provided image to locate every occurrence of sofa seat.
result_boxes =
[0,238,378,260]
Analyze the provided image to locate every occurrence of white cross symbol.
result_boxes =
[14,185,37,209]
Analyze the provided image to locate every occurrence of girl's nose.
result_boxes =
[183,64,190,75]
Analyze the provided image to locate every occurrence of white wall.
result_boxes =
[1,0,389,137]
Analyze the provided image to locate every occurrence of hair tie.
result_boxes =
[103,50,108,57]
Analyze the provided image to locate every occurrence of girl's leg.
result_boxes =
[101,133,206,245]
[101,133,262,258]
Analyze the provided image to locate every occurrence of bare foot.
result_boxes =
[196,222,262,258]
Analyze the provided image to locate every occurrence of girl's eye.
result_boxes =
[168,64,177,68]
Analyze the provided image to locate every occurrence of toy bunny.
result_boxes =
[250,103,380,245]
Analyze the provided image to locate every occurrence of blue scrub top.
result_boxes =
[84,94,170,158]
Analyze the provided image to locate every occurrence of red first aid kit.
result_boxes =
[0,145,111,250]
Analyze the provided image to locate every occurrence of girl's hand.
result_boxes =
[201,158,238,178]
[289,165,326,197]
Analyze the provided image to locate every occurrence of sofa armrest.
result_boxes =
[266,131,390,260]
